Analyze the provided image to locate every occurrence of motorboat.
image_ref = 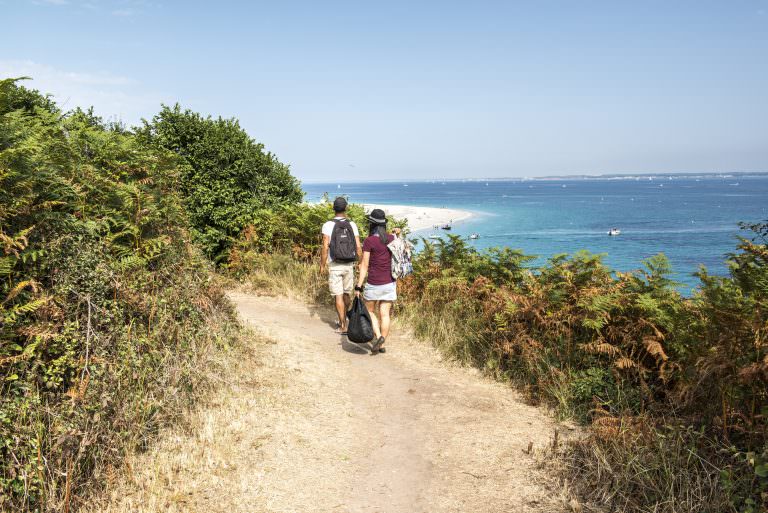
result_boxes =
[440,224,452,230]
[428,234,442,240]
[608,228,621,236]
[469,233,479,239]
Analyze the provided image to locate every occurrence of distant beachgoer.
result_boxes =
[355,208,400,354]
[320,197,362,334]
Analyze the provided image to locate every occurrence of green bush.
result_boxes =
[0,79,240,511]
[137,104,303,261]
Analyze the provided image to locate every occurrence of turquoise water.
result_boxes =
[302,176,768,291]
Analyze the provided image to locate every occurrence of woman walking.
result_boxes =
[355,208,399,355]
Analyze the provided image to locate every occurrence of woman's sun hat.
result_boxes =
[367,208,387,225]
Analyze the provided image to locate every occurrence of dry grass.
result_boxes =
[80,326,263,513]
[230,253,328,304]
[549,425,732,513]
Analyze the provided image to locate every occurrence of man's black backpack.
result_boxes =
[330,219,357,262]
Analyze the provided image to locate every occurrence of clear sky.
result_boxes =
[1,0,767,180]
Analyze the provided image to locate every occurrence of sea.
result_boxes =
[302,175,768,292]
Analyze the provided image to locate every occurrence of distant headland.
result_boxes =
[301,171,768,184]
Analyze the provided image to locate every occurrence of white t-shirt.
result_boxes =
[322,217,360,263]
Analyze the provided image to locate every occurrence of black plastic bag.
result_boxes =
[346,296,374,343]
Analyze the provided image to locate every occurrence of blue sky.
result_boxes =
[1,0,767,180]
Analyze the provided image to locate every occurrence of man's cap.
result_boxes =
[367,208,387,225]
[333,196,348,212]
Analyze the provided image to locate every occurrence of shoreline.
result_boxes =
[363,203,475,232]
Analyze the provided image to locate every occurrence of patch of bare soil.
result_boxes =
[88,293,569,513]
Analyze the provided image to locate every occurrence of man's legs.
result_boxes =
[340,264,354,331]
[329,263,355,332]
[334,294,347,331]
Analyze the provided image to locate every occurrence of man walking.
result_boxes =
[320,197,362,334]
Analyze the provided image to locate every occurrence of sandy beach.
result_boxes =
[364,203,474,232]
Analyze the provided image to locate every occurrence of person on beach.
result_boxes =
[320,197,362,334]
[355,208,400,354]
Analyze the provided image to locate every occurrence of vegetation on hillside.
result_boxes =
[0,80,246,511]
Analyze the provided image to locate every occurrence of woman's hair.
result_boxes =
[369,222,388,244]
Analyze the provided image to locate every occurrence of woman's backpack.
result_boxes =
[387,234,414,279]
[346,296,375,343]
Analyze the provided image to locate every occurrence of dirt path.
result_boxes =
[91,293,568,513]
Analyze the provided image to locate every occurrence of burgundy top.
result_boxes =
[362,234,395,285]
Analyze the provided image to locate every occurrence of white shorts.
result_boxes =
[328,262,355,296]
[363,281,397,301]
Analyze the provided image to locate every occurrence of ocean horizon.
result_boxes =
[303,174,768,292]
[300,171,768,184]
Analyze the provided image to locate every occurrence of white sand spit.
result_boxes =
[363,203,474,232]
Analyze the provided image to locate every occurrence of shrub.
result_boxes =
[0,79,240,511]
[137,104,303,261]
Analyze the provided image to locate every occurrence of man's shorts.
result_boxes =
[328,261,355,296]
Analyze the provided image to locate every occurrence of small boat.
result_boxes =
[440,224,452,230]
[469,233,479,240]
[608,228,621,236]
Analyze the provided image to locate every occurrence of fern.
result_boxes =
[2,279,39,304]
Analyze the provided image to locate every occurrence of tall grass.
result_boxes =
[557,423,731,512]
[229,252,328,304]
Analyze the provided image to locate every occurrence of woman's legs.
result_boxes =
[378,301,393,340]
[365,300,381,339]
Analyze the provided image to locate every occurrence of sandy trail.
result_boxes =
[92,293,566,513]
